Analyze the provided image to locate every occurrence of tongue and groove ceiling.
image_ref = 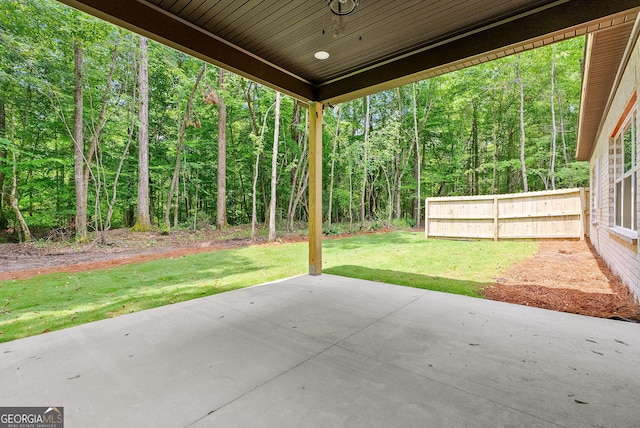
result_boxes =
[57,0,640,105]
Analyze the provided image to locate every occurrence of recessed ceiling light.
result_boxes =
[314,51,330,60]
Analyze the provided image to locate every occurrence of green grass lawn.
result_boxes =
[0,232,537,342]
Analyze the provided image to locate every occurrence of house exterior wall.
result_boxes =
[589,33,640,299]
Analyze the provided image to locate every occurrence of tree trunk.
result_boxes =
[250,101,275,241]
[246,84,260,240]
[491,110,498,194]
[216,69,227,230]
[393,173,401,219]
[6,105,30,242]
[105,72,139,233]
[165,64,206,230]
[383,167,393,222]
[0,99,8,229]
[193,171,199,230]
[361,95,370,227]
[516,54,529,192]
[392,88,404,220]
[260,155,268,224]
[412,83,421,226]
[550,45,557,190]
[135,36,152,230]
[267,91,281,242]
[243,82,259,135]
[10,147,31,242]
[348,164,353,227]
[286,107,302,232]
[251,150,261,241]
[327,106,341,226]
[471,101,479,196]
[73,40,87,240]
[286,106,308,231]
[395,165,402,220]
[558,93,569,166]
[82,43,119,237]
[290,165,308,228]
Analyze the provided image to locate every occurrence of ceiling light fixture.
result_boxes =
[314,51,330,60]
[328,0,359,16]
[327,0,359,37]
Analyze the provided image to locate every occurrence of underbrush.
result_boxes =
[1,217,419,246]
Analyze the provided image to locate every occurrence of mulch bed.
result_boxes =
[482,240,640,322]
[482,280,640,321]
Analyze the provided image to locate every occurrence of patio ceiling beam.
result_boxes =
[56,0,316,103]
[317,0,640,105]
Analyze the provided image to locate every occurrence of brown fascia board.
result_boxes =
[576,18,640,161]
[317,0,640,105]
[56,0,316,103]
[575,33,596,162]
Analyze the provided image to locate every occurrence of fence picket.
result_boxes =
[424,188,589,240]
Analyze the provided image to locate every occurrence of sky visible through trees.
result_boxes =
[0,0,587,241]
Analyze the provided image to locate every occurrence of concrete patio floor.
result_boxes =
[1,274,639,427]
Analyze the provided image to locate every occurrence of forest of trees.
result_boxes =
[0,0,588,242]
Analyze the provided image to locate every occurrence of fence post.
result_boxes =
[424,198,429,239]
[579,187,586,241]
[493,196,499,241]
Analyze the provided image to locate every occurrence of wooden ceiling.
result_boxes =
[57,0,640,105]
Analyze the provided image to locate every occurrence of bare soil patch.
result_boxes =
[482,240,640,322]
[0,226,307,281]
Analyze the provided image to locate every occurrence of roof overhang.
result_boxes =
[57,0,640,105]
[576,16,640,161]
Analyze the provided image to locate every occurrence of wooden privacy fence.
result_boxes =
[424,188,589,241]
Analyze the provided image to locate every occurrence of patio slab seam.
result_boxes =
[185,290,428,427]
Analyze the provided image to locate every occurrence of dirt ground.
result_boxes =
[1,228,639,321]
[0,227,308,280]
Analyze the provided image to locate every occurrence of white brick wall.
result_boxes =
[589,31,640,299]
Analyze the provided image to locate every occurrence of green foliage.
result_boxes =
[556,162,590,188]
[390,218,416,229]
[323,223,341,235]
[367,220,385,231]
[0,0,588,233]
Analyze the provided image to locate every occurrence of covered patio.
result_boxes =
[5,2,638,426]
[1,275,638,427]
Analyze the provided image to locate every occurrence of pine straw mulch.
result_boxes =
[481,240,640,322]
